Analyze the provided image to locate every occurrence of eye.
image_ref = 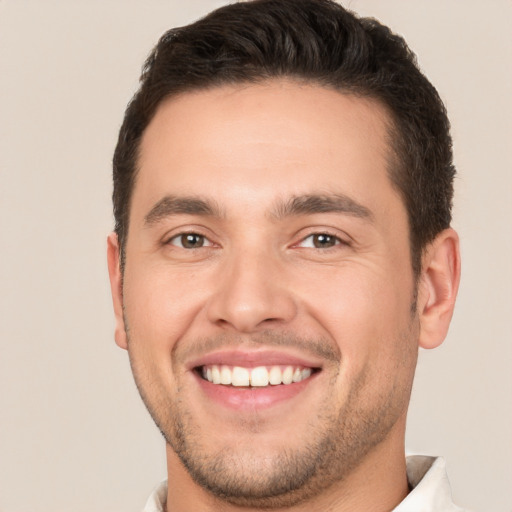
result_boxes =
[168,233,213,249]
[298,233,343,249]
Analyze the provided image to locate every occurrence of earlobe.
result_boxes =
[107,232,128,350]
[417,228,461,350]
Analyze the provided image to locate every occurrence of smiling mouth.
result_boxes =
[197,364,319,387]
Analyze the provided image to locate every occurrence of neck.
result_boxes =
[164,423,409,512]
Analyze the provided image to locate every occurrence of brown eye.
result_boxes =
[309,233,339,248]
[297,233,342,249]
[182,234,205,248]
[169,233,211,248]
[314,234,336,248]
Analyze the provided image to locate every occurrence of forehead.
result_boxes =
[134,80,398,218]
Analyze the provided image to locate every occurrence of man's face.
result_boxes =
[112,81,420,505]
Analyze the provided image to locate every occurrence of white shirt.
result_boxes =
[143,455,468,512]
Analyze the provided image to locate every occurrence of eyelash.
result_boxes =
[165,232,214,249]
[164,231,348,250]
[296,232,348,249]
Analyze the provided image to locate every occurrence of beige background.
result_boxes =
[1,1,511,511]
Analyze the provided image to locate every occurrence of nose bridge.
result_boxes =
[206,241,296,332]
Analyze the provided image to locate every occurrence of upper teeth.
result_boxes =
[202,365,312,387]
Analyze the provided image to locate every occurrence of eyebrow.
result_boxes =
[143,192,373,226]
[144,195,224,226]
[271,193,373,221]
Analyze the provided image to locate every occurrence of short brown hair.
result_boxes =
[113,0,455,276]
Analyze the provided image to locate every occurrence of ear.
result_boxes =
[417,228,461,349]
[107,232,128,350]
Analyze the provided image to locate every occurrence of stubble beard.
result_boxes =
[126,325,418,509]
[172,368,411,508]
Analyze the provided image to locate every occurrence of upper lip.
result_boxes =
[187,349,324,370]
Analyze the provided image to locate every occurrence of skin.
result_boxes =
[107,80,460,511]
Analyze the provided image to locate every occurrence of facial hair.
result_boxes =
[126,325,418,508]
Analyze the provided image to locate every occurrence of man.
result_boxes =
[107,0,464,510]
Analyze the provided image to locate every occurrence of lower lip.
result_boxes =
[194,371,318,411]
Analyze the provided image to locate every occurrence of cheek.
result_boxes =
[301,265,418,416]
[122,263,209,352]
[297,262,415,369]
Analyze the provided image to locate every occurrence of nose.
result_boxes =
[206,247,297,333]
